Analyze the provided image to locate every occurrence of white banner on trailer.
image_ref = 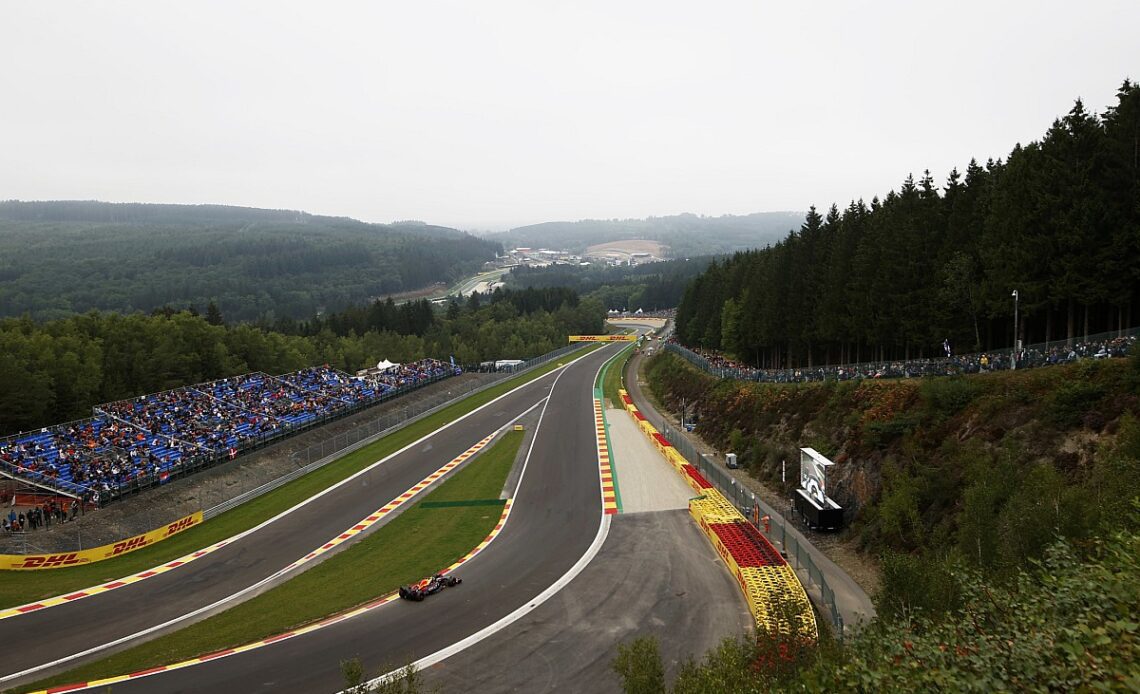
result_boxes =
[799,447,833,506]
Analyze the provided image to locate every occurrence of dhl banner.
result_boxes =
[0,512,203,570]
[568,335,636,342]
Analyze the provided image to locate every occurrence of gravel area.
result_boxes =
[3,372,501,555]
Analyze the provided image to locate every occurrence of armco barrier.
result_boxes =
[706,520,785,568]
[646,409,847,636]
[691,493,816,639]
[682,464,714,490]
[619,389,817,641]
[689,496,742,526]
[0,512,202,570]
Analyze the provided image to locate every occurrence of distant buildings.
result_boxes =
[488,245,664,270]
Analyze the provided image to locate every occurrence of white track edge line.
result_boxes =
[0,394,555,686]
[352,343,620,692]
[2,352,590,620]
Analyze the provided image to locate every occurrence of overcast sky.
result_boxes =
[1,1,1136,231]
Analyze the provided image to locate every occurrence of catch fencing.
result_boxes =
[666,326,1139,384]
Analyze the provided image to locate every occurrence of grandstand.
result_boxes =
[0,359,460,507]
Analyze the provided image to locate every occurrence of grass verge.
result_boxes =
[0,345,601,608]
[20,429,526,693]
[601,344,634,405]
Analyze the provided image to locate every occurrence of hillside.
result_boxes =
[646,350,1140,575]
[633,347,1140,690]
[487,211,802,257]
[502,256,716,311]
[0,201,501,323]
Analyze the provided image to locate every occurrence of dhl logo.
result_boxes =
[111,536,150,555]
[713,537,734,567]
[1,512,202,570]
[165,516,198,536]
[567,335,636,342]
[17,553,83,569]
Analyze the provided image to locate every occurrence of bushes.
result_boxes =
[921,376,983,418]
[612,594,829,693]
[616,529,1140,693]
[612,636,666,694]
[875,551,964,619]
[870,458,925,550]
[814,532,1140,693]
[648,350,1140,566]
[863,414,920,447]
[1046,380,1107,428]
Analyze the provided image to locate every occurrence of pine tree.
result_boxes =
[205,300,225,326]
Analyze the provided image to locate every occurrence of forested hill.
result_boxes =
[488,211,802,256]
[0,201,501,323]
[675,79,1140,366]
[0,200,327,226]
[503,256,716,311]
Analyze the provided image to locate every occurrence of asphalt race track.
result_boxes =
[425,509,754,693]
[2,344,619,693]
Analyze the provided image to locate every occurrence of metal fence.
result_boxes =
[656,422,844,635]
[666,325,1139,384]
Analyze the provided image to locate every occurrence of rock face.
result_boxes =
[644,350,1140,555]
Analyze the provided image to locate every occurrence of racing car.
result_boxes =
[398,573,461,601]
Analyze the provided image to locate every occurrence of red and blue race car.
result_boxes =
[398,573,461,602]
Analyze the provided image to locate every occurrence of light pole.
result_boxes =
[681,397,697,430]
[1011,289,1019,370]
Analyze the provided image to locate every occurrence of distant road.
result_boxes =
[452,267,510,297]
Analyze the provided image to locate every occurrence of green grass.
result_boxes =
[601,344,634,405]
[21,430,527,693]
[0,345,602,608]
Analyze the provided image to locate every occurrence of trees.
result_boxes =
[205,300,225,326]
[0,282,605,436]
[674,81,1140,364]
[0,202,502,323]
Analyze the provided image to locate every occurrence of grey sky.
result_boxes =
[2,1,1136,231]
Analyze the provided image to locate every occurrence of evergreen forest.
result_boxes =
[675,80,1140,367]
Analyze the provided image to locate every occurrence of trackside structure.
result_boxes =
[619,389,817,642]
[794,448,844,530]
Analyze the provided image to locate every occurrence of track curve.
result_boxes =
[8,343,618,693]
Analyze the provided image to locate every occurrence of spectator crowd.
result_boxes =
[667,332,1138,385]
[0,359,460,513]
